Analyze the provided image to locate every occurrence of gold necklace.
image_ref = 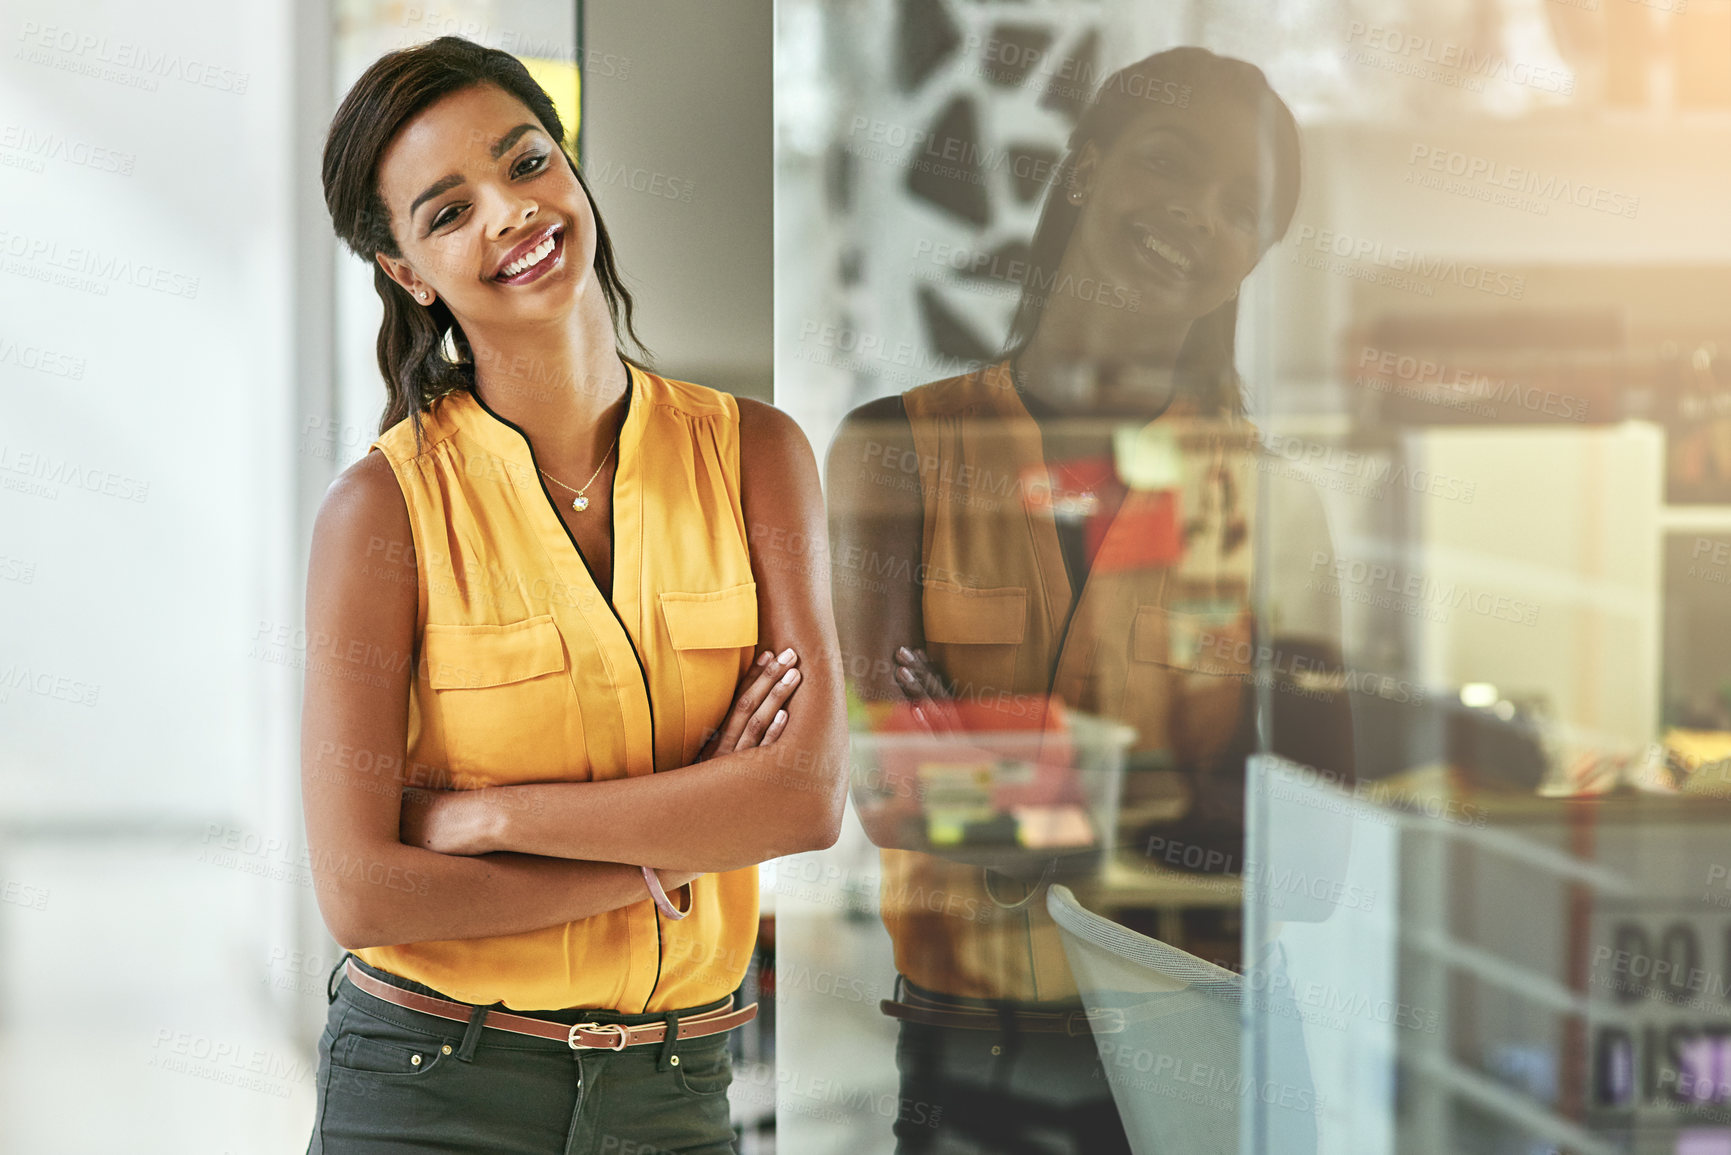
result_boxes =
[538,435,617,512]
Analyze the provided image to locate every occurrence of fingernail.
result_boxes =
[896,646,912,660]
[781,668,799,685]
[777,647,796,665]
[756,651,769,666]
[773,709,787,727]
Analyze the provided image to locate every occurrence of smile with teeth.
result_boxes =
[1137,226,1193,274]
[498,230,559,279]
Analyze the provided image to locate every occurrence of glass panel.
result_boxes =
[779,0,1731,1151]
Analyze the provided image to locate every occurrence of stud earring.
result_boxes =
[417,289,430,302]
[1069,188,1085,205]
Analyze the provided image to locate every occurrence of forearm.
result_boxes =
[480,727,849,873]
[470,396,855,873]
[317,840,681,950]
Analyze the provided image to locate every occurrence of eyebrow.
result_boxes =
[408,123,542,220]
[1138,123,1204,152]
[1139,124,1262,195]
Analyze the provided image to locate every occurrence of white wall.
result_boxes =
[583,0,774,401]
[0,0,314,1148]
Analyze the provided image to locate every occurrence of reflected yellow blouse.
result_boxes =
[353,364,760,1012]
[883,360,1257,1001]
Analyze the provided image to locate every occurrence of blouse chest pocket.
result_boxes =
[1131,603,1254,771]
[1131,604,1252,678]
[921,582,1027,699]
[419,615,571,781]
[659,581,759,759]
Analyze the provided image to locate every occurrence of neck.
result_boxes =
[465,285,630,472]
[1013,257,1193,417]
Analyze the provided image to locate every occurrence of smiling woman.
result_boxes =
[824,47,1343,1155]
[303,35,847,1154]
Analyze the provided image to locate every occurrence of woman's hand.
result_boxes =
[695,648,802,760]
[893,646,963,736]
[399,785,499,856]
[397,648,802,858]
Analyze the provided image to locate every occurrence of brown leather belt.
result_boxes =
[880,983,1125,1037]
[344,959,758,1051]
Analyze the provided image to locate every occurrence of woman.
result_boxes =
[826,48,1352,1153]
[302,36,846,1153]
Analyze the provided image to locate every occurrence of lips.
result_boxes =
[1130,221,1200,279]
[492,222,563,281]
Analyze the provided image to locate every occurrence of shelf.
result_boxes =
[1404,1051,1625,1155]
[1301,107,1731,134]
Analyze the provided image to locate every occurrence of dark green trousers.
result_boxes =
[890,978,1132,1155]
[306,953,738,1154]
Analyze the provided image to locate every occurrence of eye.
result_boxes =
[425,154,549,232]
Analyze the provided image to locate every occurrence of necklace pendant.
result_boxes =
[571,495,589,512]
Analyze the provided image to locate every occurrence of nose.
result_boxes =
[1165,191,1216,237]
[488,187,539,238]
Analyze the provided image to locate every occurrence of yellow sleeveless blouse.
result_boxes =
[353,364,760,1012]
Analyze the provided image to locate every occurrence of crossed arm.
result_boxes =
[300,397,848,950]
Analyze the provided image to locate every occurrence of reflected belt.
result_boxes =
[880,980,1125,1037]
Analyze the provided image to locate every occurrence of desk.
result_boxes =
[1072,847,1243,948]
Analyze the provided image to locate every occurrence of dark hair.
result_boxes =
[322,35,651,445]
[1002,47,1302,417]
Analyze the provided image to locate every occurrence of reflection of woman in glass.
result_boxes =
[303,38,847,1152]
[828,47,1351,1153]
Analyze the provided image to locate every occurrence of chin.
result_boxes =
[1122,280,1200,320]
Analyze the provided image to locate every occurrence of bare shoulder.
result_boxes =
[306,453,412,602]
[736,396,815,464]
[833,394,909,444]
[839,394,908,427]
[829,394,913,468]
[313,446,410,550]
[825,394,919,510]
[326,442,399,496]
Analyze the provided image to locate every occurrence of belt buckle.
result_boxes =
[1080,1007,1126,1035]
[569,1022,630,1051]
[1066,1008,1125,1036]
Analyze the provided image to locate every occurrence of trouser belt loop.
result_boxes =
[326,952,353,1005]
[455,1001,494,1062]
[657,1010,682,1073]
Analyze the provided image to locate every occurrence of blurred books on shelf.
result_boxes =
[1343,308,1629,428]
[1339,310,1731,465]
